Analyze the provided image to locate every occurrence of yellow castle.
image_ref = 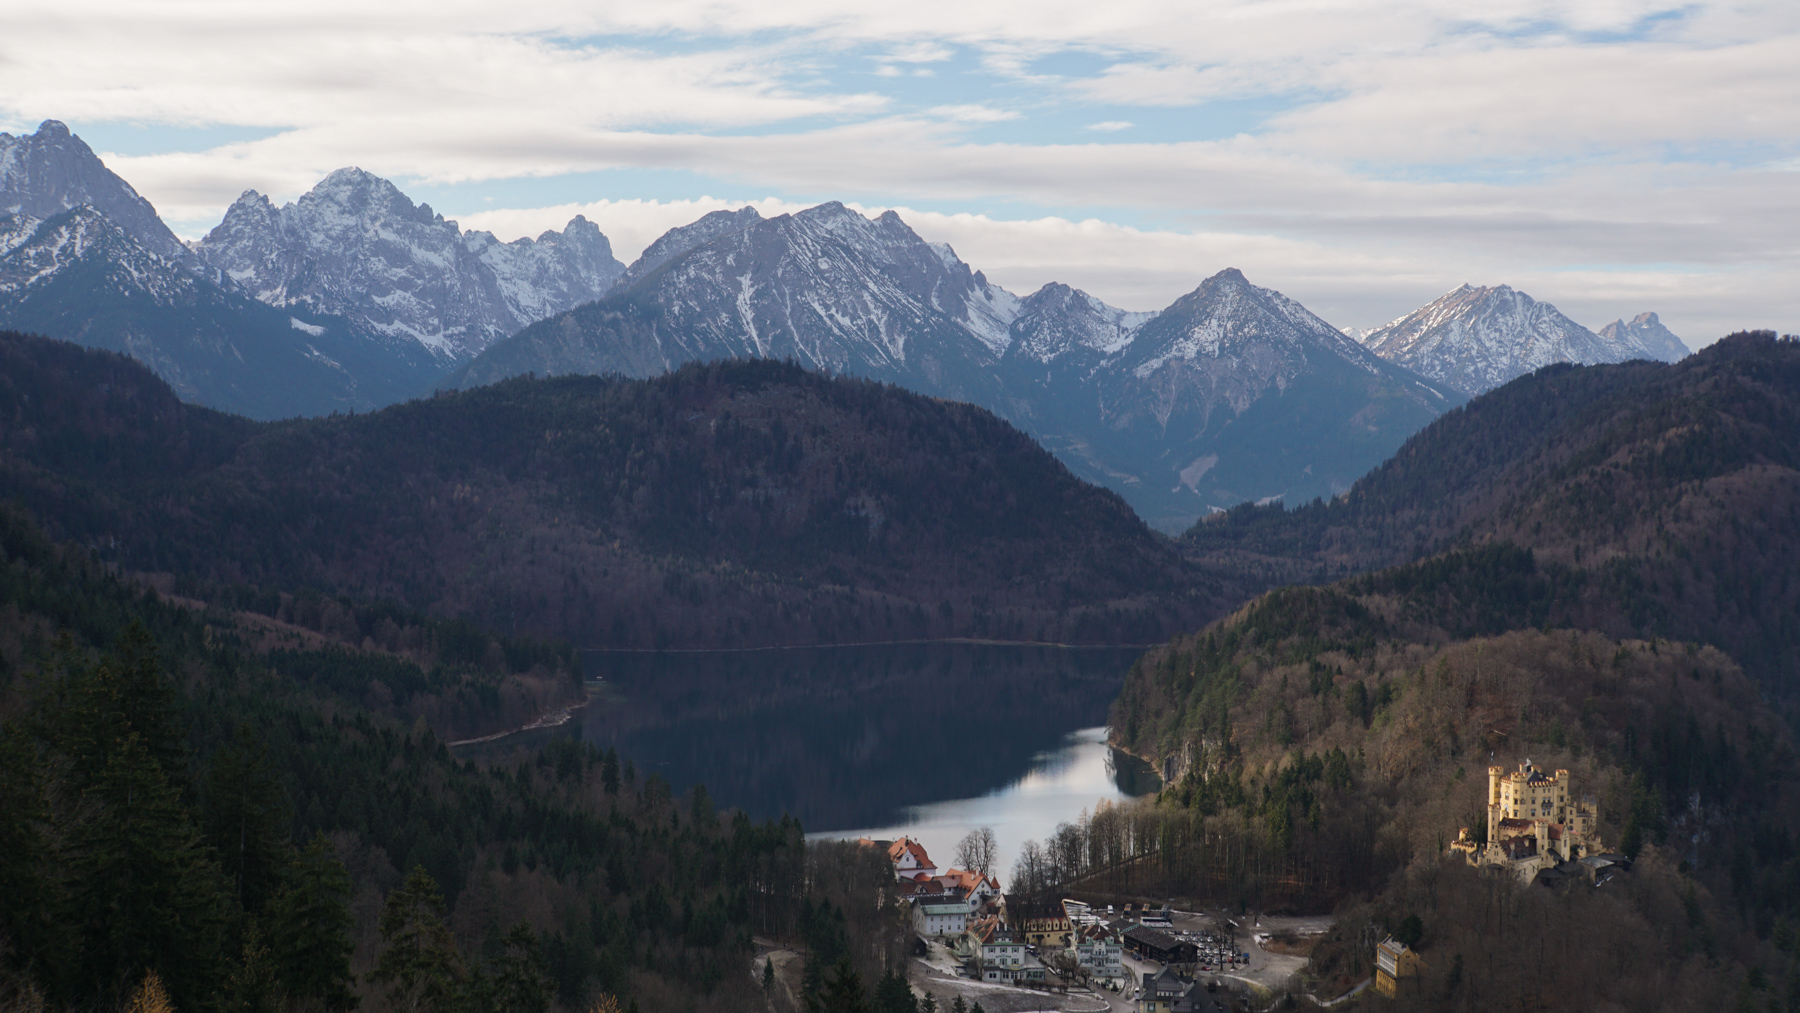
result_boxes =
[1450,760,1601,878]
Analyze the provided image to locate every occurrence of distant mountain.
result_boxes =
[0,119,188,261]
[1598,311,1689,362]
[457,206,1463,530]
[0,206,440,418]
[196,168,624,361]
[0,333,1244,648]
[1361,283,1656,395]
[453,201,1020,404]
[1064,268,1462,526]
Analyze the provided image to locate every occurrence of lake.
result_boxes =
[471,643,1160,875]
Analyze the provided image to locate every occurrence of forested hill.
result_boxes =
[0,331,1238,648]
[0,498,903,1013]
[1182,330,1800,690]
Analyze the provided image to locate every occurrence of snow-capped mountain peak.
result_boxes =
[1361,283,1625,395]
[0,120,188,261]
[1597,311,1689,362]
[195,169,624,360]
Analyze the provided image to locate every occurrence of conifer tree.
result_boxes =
[372,865,465,1013]
[64,731,228,1009]
[205,723,294,914]
[268,834,357,1011]
[0,721,61,982]
[481,921,552,1013]
[873,967,915,1013]
[220,926,285,1013]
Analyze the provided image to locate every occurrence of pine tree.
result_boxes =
[0,721,62,983]
[873,967,915,1013]
[205,723,294,914]
[219,926,285,1013]
[372,865,465,1013]
[64,731,229,1009]
[268,834,357,1011]
[483,921,552,1013]
[764,958,777,994]
[808,957,869,1013]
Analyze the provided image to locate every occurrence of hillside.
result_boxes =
[0,331,1240,649]
[1098,548,1800,1010]
[0,500,901,1013]
[1182,331,1800,691]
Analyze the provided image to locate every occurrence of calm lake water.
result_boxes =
[812,725,1160,883]
[469,643,1159,867]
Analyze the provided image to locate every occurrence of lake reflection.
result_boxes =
[548,643,1156,833]
[813,726,1159,881]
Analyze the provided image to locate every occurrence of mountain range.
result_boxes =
[195,168,624,361]
[0,118,1702,527]
[452,203,1467,529]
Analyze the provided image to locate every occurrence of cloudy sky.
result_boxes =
[5,0,1796,341]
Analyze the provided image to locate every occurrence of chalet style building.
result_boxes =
[1009,898,1073,947]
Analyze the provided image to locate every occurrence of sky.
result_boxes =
[4,0,1797,342]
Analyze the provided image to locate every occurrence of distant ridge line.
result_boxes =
[580,637,1160,654]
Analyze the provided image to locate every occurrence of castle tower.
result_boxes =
[1487,766,1503,845]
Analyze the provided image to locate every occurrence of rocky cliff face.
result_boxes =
[0,120,188,261]
[196,168,624,361]
[1360,284,1666,395]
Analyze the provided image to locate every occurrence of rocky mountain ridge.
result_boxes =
[0,205,441,418]
[1360,283,1687,395]
[195,167,624,361]
[0,120,188,261]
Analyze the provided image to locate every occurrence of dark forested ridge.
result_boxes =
[1182,330,1800,691]
[1100,332,1800,1010]
[0,500,905,1013]
[0,330,1242,649]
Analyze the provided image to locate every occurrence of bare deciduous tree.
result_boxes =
[954,827,997,877]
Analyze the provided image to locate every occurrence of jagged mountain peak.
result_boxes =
[1005,281,1147,363]
[196,168,623,359]
[0,120,187,261]
[1361,282,1623,395]
[613,206,763,291]
[1597,311,1689,363]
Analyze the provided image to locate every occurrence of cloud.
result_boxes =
[927,105,1020,123]
[1086,121,1133,132]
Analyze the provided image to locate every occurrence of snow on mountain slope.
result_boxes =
[1362,284,1635,395]
[1004,282,1147,365]
[459,201,1022,398]
[1597,311,1689,362]
[0,205,441,418]
[0,120,188,261]
[196,168,623,360]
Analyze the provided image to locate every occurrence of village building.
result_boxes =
[859,837,939,881]
[1070,923,1126,984]
[1373,937,1422,998]
[1450,760,1603,881]
[958,917,1028,982]
[1010,897,1073,948]
[1123,924,1198,966]
[1137,968,1225,1013]
[912,894,974,940]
